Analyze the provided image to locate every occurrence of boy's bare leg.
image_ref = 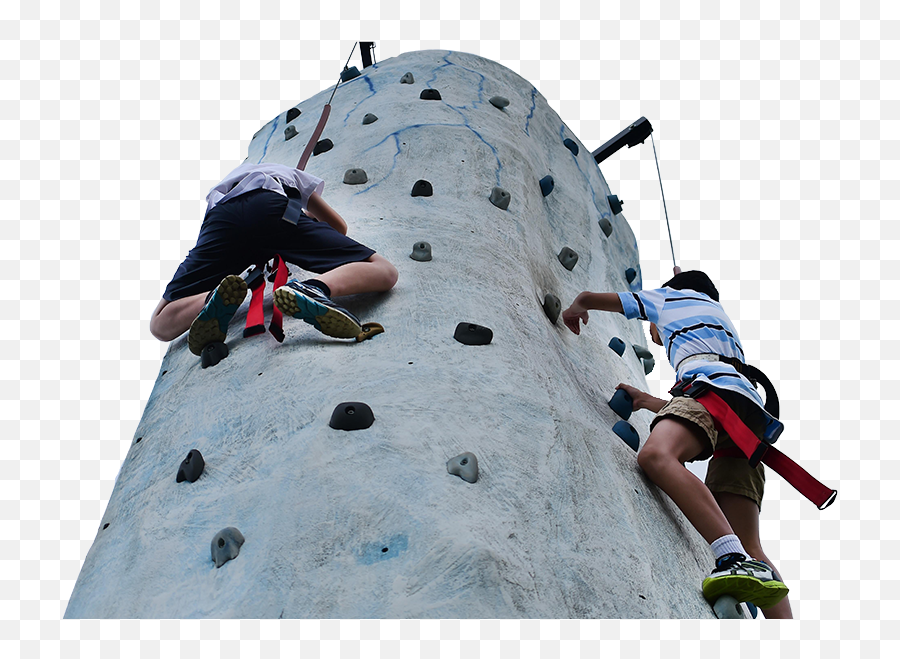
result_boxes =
[715,491,794,619]
[149,291,209,342]
[315,254,398,298]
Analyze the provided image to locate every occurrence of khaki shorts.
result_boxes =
[650,394,766,510]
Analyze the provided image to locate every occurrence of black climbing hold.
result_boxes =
[608,337,626,357]
[447,452,479,483]
[563,138,579,156]
[286,107,300,123]
[340,65,361,82]
[608,389,633,421]
[420,89,442,101]
[343,168,368,185]
[489,96,509,109]
[599,216,613,237]
[540,175,555,197]
[284,125,298,140]
[410,241,432,262]
[211,527,245,568]
[612,420,640,451]
[489,187,511,210]
[557,247,578,271]
[625,267,637,283]
[411,180,433,197]
[362,113,378,125]
[608,194,624,214]
[454,322,493,346]
[633,345,653,360]
[313,139,333,156]
[201,342,229,369]
[329,402,375,431]
[543,294,562,324]
[643,356,655,375]
[176,449,205,483]
[400,72,414,84]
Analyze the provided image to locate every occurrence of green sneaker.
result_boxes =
[187,274,248,355]
[702,553,789,610]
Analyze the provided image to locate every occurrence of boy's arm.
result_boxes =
[562,292,624,335]
[306,192,348,235]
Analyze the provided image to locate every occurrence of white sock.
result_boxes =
[710,534,748,561]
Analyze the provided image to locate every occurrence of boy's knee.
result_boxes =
[636,445,664,475]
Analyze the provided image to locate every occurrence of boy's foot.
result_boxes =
[187,274,248,355]
[702,553,790,610]
[273,280,362,339]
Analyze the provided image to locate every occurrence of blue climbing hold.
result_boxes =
[608,194,624,214]
[540,175,554,197]
[612,421,639,451]
[608,337,626,356]
[608,389,633,421]
[563,138,579,156]
[625,267,637,283]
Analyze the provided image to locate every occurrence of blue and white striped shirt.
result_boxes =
[618,287,784,442]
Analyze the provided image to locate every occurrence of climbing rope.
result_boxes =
[650,132,677,271]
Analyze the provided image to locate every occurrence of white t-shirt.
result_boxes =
[205,161,325,216]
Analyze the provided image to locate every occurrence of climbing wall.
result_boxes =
[65,50,718,618]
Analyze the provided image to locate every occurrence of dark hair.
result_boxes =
[662,270,720,302]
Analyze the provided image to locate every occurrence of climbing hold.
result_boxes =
[411,180,433,197]
[420,89,442,101]
[599,216,613,237]
[489,187,511,210]
[340,65,361,82]
[543,294,562,325]
[176,449,205,483]
[343,168,368,185]
[633,345,653,360]
[712,595,746,619]
[612,420,640,451]
[362,113,378,125]
[625,267,637,283]
[608,389,633,421]
[557,247,578,271]
[563,138,579,156]
[313,139,333,156]
[746,602,759,619]
[211,527,245,568]
[200,342,229,369]
[642,356,655,375]
[286,107,300,123]
[608,194,624,215]
[489,96,509,109]
[454,322,493,346]
[608,337,626,357]
[410,241,432,262]
[539,175,555,197]
[400,72,415,84]
[329,402,375,431]
[284,125,298,141]
[356,323,385,343]
[447,452,479,483]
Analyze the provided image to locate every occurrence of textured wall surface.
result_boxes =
[66,50,718,618]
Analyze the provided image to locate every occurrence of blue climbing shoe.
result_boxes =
[187,274,248,356]
[273,280,362,339]
[702,553,789,610]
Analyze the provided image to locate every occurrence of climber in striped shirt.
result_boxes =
[561,270,792,618]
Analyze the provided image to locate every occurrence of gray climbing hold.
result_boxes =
[625,267,637,283]
[713,595,748,619]
[340,65,361,82]
[599,216,613,237]
[557,247,578,271]
[543,294,561,325]
[489,96,509,109]
[608,194,624,215]
[284,125,298,141]
[539,175,555,197]
[211,527,245,568]
[400,72,415,84]
[489,187,511,210]
[286,107,300,123]
[454,322,493,346]
[612,420,640,451]
[633,345,653,360]
[343,168,368,185]
[420,89,442,101]
[411,180,433,197]
[563,138,579,156]
[608,337,626,357]
[201,342,229,369]
[329,402,375,431]
[410,241,432,262]
[362,113,378,125]
[643,356,655,375]
[447,452,478,483]
[608,389,633,421]
[313,139,333,156]
[176,449,205,483]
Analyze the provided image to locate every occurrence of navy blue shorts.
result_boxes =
[163,188,376,301]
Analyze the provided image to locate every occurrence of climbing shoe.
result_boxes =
[273,280,362,339]
[187,274,248,356]
[701,552,789,610]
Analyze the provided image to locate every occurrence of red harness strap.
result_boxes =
[243,254,288,343]
[696,390,837,510]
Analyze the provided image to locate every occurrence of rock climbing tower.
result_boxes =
[66,50,723,618]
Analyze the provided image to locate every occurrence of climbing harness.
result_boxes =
[674,353,780,419]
